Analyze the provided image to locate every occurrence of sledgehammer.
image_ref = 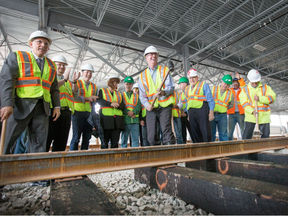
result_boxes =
[253,100,263,139]
[151,61,174,107]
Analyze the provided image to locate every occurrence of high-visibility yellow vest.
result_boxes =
[123,92,139,117]
[74,79,97,112]
[100,88,123,116]
[172,91,181,118]
[212,86,232,113]
[15,51,56,103]
[140,66,174,108]
[185,81,207,109]
[239,82,276,124]
[141,104,146,118]
[180,92,187,111]
[59,80,75,114]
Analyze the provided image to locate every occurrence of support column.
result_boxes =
[182,45,190,77]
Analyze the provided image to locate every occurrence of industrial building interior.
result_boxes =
[0,0,288,120]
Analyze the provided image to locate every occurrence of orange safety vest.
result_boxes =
[227,88,245,115]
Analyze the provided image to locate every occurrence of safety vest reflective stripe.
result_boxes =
[187,82,207,101]
[242,85,271,111]
[60,92,73,102]
[213,86,230,108]
[123,92,138,109]
[140,65,173,108]
[15,51,56,103]
[141,105,146,117]
[15,77,41,87]
[78,81,85,96]
[42,80,52,90]
[18,51,34,77]
[242,102,250,108]
[243,86,252,102]
[100,88,123,116]
[258,106,271,111]
[46,58,56,83]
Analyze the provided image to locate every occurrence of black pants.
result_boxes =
[103,129,121,149]
[181,114,192,143]
[46,109,71,152]
[188,102,212,143]
[146,105,176,145]
[242,122,270,139]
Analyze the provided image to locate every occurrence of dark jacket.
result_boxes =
[97,88,125,130]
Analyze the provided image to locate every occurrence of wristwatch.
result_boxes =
[72,81,77,84]
[64,79,68,82]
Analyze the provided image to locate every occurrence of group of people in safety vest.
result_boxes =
[0,31,277,162]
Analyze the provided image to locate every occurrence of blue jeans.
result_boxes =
[228,113,245,140]
[211,113,228,141]
[14,128,28,154]
[141,125,150,146]
[173,117,184,144]
[121,124,139,148]
[70,111,92,150]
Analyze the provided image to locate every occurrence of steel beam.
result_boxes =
[57,24,126,78]
[0,20,12,53]
[0,137,287,186]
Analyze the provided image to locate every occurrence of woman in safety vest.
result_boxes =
[97,75,125,148]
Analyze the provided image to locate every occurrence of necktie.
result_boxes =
[36,58,43,73]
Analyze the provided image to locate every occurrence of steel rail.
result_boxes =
[0,138,287,186]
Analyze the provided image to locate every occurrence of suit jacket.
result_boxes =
[0,52,60,119]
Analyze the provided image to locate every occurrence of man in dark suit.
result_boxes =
[0,30,60,154]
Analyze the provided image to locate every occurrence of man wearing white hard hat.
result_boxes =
[46,55,80,152]
[70,63,98,150]
[0,30,60,154]
[138,45,176,146]
[97,75,125,148]
[239,69,276,139]
[184,68,215,143]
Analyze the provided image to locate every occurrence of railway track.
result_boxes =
[0,137,287,186]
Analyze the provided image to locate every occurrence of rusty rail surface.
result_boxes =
[0,137,287,186]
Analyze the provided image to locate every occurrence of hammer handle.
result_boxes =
[0,119,7,155]
[151,68,171,107]
[255,101,260,131]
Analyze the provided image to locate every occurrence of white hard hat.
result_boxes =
[247,69,261,82]
[144,45,159,56]
[132,83,139,89]
[187,68,198,77]
[52,55,68,65]
[28,30,52,45]
[81,63,94,72]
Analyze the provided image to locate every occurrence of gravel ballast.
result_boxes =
[0,168,212,215]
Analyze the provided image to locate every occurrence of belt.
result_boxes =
[214,112,226,114]
[61,107,70,111]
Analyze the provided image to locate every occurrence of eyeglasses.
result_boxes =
[56,63,66,68]
[133,88,139,90]
[146,53,158,57]
[34,40,50,46]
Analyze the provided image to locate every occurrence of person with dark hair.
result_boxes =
[97,75,125,148]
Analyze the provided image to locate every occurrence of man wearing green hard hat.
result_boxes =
[178,77,193,144]
[121,76,141,148]
[211,74,234,141]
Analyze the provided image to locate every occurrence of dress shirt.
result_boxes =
[138,65,175,108]
[203,83,215,111]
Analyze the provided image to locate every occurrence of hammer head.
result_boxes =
[253,130,263,139]
[168,61,174,72]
